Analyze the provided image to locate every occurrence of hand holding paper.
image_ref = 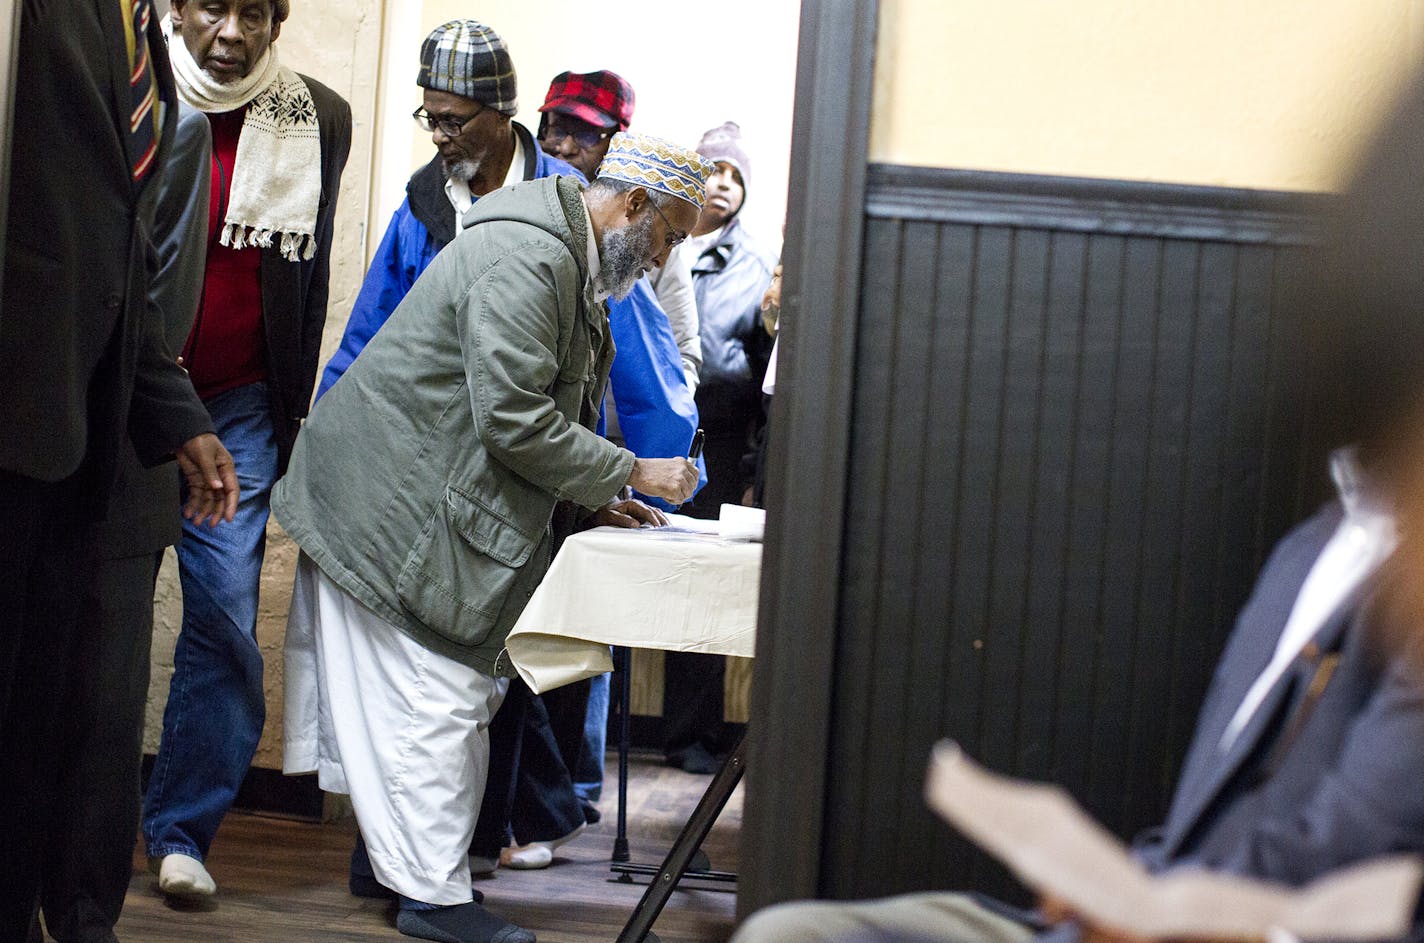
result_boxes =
[924,741,1422,942]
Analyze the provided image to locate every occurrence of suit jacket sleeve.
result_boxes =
[126,97,216,465]
[151,102,211,354]
[126,287,216,464]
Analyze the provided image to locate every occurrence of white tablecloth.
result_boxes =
[503,521,761,694]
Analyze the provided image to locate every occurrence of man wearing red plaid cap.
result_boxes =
[536,70,635,180]
[539,70,704,392]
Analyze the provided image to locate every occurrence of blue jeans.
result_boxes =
[142,381,277,861]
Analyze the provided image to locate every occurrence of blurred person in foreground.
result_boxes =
[38,97,212,943]
[274,133,712,943]
[731,69,1424,943]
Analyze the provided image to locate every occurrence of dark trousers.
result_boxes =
[0,471,92,942]
[39,551,163,943]
[469,678,589,858]
[540,678,593,784]
[662,651,731,758]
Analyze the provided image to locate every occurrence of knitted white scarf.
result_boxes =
[165,26,322,261]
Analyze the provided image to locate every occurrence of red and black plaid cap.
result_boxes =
[538,70,635,131]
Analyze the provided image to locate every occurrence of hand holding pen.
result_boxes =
[625,429,702,506]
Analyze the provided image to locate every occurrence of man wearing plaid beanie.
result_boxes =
[317,19,575,397]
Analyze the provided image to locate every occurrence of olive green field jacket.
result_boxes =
[271,175,634,674]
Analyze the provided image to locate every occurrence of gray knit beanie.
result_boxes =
[696,121,752,194]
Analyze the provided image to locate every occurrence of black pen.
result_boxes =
[674,429,705,513]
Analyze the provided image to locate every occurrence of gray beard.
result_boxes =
[442,157,481,184]
[599,213,656,300]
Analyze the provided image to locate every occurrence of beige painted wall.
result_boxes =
[145,2,384,769]
[874,0,1424,191]
[377,0,803,253]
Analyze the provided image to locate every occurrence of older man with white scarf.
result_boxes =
[142,0,351,901]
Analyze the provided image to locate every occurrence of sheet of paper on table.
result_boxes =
[923,741,1422,941]
[649,509,765,542]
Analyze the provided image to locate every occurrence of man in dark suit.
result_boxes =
[37,98,214,943]
[140,0,352,900]
[0,2,238,939]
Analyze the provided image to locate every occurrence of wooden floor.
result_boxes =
[113,755,741,943]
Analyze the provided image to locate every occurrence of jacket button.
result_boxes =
[106,293,123,310]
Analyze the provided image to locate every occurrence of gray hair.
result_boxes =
[586,175,677,211]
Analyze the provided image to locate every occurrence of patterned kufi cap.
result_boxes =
[417,20,518,116]
[595,132,715,209]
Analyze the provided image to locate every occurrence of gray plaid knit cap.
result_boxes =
[417,20,518,116]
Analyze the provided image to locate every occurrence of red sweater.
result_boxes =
[183,107,266,401]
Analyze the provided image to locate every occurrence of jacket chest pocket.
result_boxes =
[395,485,547,648]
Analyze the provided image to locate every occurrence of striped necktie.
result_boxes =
[119,0,160,182]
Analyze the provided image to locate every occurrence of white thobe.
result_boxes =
[284,554,508,904]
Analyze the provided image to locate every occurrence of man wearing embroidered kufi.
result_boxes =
[142,0,351,901]
[273,134,712,943]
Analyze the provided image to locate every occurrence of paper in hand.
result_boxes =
[924,741,1422,941]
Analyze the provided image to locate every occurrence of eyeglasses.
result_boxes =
[412,106,482,138]
[646,198,687,251]
[538,123,613,151]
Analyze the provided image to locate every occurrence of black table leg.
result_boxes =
[613,645,632,863]
[614,729,747,943]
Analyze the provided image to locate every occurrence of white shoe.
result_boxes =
[502,823,586,870]
[153,853,217,898]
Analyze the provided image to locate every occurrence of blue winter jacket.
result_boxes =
[317,123,575,398]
